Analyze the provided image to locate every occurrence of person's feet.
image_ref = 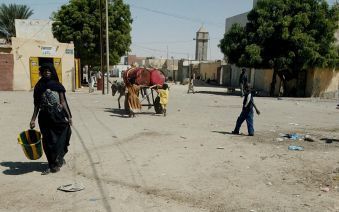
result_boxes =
[41,166,60,175]
[231,131,239,135]
[41,168,50,175]
[57,159,66,168]
[51,166,60,173]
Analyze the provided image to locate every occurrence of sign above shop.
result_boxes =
[41,46,56,56]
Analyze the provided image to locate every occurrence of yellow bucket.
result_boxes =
[17,129,43,160]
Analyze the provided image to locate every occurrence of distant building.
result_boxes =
[144,58,167,69]
[200,61,226,83]
[111,64,130,78]
[126,55,145,66]
[164,58,179,81]
[195,26,209,61]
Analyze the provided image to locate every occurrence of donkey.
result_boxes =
[111,80,126,109]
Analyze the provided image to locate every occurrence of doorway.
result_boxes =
[29,57,62,88]
[39,57,53,67]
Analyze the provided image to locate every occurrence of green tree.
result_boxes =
[219,23,247,65]
[0,4,33,40]
[52,0,132,66]
[220,0,338,96]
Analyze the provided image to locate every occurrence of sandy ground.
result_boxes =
[0,84,338,212]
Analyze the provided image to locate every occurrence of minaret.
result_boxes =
[195,26,209,61]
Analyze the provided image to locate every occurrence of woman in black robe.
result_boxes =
[30,64,72,174]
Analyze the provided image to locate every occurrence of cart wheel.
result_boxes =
[154,96,163,114]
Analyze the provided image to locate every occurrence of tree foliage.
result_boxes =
[52,0,132,66]
[220,0,339,73]
[0,4,33,40]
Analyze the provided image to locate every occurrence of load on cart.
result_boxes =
[123,67,166,117]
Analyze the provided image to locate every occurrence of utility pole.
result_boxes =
[166,45,169,60]
[105,0,110,94]
[99,0,105,94]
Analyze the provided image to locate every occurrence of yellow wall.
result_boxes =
[253,68,281,96]
[200,62,221,81]
[11,37,74,91]
[306,68,339,98]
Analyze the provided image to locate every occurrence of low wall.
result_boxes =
[306,68,339,98]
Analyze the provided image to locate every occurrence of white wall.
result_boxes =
[15,19,58,43]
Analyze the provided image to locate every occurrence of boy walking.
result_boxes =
[232,84,260,136]
[187,75,195,94]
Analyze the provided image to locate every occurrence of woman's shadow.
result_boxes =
[0,161,48,175]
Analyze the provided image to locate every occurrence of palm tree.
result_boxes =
[0,4,33,41]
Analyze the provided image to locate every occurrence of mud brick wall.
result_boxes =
[0,54,14,91]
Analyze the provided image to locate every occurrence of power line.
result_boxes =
[137,40,193,45]
[135,37,220,45]
[132,43,189,56]
[129,3,224,27]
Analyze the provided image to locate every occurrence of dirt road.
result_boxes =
[0,84,338,212]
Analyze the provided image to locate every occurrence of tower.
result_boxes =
[195,26,209,61]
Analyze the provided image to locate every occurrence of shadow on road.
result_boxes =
[104,108,156,118]
[211,131,246,136]
[104,108,127,117]
[196,91,241,96]
[0,161,47,175]
[320,138,339,143]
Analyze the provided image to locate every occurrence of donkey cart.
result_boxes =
[123,67,166,115]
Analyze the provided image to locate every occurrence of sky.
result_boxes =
[1,0,337,60]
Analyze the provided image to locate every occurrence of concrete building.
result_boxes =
[0,19,77,91]
[195,26,209,61]
[225,0,258,32]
